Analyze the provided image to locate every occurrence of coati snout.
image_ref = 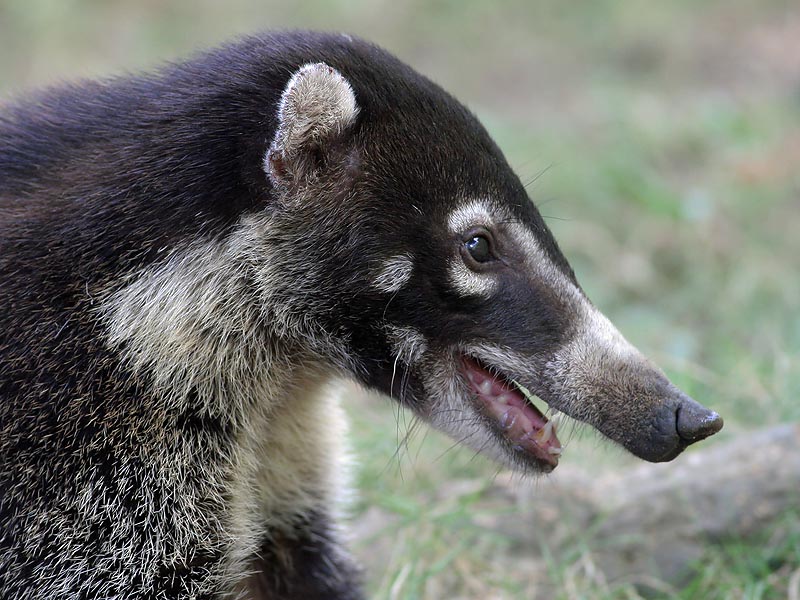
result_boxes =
[0,32,722,598]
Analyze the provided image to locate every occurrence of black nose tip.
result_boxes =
[676,399,724,443]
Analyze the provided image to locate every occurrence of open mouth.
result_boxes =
[460,356,562,469]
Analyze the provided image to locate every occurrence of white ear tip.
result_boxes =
[267,62,360,185]
[278,62,359,139]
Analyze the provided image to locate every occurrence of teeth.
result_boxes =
[501,410,517,430]
[534,421,554,444]
[478,380,492,396]
[547,447,563,456]
[496,393,512,404]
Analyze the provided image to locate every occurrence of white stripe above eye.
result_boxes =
[372,254,414,293]
[447,200,495,234]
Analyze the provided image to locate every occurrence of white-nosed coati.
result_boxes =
[0,31,722,599]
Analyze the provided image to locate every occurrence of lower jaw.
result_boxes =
[459,356,562,470]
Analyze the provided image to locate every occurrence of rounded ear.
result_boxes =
[266,63,359,187]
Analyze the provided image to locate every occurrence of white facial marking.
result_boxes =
[462,342,542,384]
[542,290,658,429]
[506,218,641,376]
[447,200,499,297]
[505,220,583,305]
[447,260,498,297]
[386,325,428,365]
[581,305,640,361]
[385,325,429,400]
[427,203,663,472]
[373,254,414,293]
[447,199,495,235]
[503,219,649,417]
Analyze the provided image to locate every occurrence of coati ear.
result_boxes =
[266,62,359,187]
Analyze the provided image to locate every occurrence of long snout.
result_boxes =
[541,306,723,462]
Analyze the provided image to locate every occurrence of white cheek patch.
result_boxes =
[448,260,498,297]
[372,254,414,293]
[386,325,428,365]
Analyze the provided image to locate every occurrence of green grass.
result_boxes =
[2,1,798,597]
[678,512,800,600]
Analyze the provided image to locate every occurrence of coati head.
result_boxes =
[258,55,722,474]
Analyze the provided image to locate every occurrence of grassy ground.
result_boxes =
[2,1,798,598]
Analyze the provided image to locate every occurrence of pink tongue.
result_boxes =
[462,358,562,460]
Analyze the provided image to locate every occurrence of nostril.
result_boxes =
[676,400,724,443]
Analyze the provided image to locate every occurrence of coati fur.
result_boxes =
[0,31,722,599]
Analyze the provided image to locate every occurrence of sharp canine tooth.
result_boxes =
[548,447,563,455]
[535,421,554,443]
[479,380,492,395]
[496,393,511,404]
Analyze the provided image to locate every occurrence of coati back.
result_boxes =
[0,32,722,599]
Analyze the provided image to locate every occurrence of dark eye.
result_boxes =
[465,235,492,263]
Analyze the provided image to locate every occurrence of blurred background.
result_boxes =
[2,1,798,598]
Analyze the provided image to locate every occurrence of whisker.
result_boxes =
[522,163,554,189]
[382,288,401,320]
[540,213,571,222]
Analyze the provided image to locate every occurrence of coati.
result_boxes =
[0,31,723,599]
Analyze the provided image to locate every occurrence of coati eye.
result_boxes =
[466,235,491,262]
[461,230,497,267]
